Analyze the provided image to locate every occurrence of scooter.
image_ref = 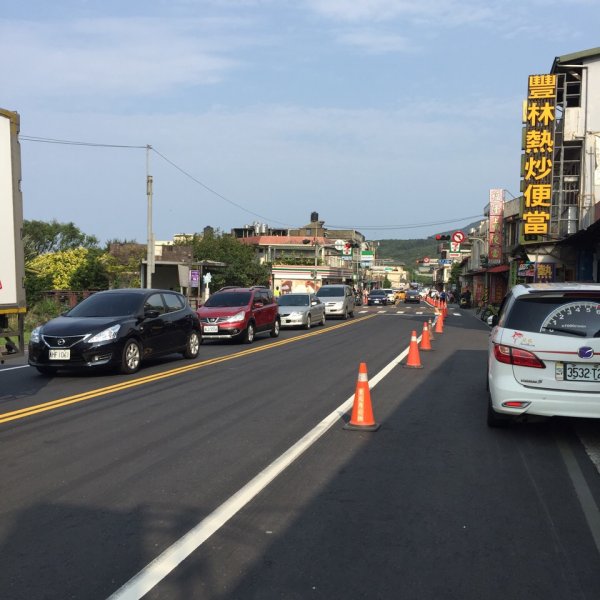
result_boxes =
[459,296,471,309]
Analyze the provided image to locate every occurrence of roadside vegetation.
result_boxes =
[22,219,271,328]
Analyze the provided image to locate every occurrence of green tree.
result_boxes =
[23,219,99,262]
[449,261,462,289]
[191,232,271,289]
[25,248,108,300]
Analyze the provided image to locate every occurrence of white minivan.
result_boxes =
[316,284,355,319]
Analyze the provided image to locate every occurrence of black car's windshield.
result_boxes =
[317,287,344,297]
[67,293,142,317]
[278,294,309,307]
[204,292,251,307]
[370,290,385,295]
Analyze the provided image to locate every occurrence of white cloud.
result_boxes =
[336,29,413,54]
[0,17,253,99]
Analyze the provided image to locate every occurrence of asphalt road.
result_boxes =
[1,303,600,599]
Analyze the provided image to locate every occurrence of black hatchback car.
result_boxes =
[28,289,201,375]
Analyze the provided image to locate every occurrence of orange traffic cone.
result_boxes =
[443,300,448,317]
[420,321,433,351]
[404,330,423,368]
[344,363,380,431]
[435,313,444,334]
[428,318,435,341]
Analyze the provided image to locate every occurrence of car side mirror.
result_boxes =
[254,300,264,308]
[311,300,318,306]
[144,309,160,319]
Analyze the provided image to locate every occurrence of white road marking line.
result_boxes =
[557,437,600,556]
[396,311,405,314]
[108,342,414,600]
[0,364,29,372]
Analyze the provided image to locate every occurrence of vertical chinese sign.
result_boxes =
[520,74,556,241]
[488,188,504,265]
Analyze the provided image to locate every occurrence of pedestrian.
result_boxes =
[274,286,281,298]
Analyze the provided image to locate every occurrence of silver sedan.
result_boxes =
[277,293,326,329]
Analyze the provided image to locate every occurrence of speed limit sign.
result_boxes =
[452,230,466,244]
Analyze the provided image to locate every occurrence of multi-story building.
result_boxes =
[232,212,372,293]
[458,47,600,304]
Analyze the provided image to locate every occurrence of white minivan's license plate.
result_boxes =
[203,325,218,333]
[565,363,600,382]
[49,349,70,360]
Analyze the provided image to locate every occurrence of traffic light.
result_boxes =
[435,234,451,241]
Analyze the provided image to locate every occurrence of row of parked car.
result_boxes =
[28,284,358,376]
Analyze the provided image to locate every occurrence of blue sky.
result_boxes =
[2,0,599,243]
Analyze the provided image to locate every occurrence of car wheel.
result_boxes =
[243,322,255,344]
[120,339,141,374]
[270,318,280,338]
[320,312,326,326]
[305,314,312,330]
[487,393,510,428]
[343,308,348,320]
[36,366,57,376]
[183,330,200,358]
[349,308,354,317]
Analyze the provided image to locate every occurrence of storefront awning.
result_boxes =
[486,265,510,273]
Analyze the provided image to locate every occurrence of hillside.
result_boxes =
[375,220,483,266]
[376,238,438,266]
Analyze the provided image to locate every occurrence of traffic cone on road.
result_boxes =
[403,330,423,369]
[435,313,444,334]
[443,300,448,317]
[420,321,433,351]
[428,318,435,341]
[344,362,380,432]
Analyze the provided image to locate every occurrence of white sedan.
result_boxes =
[487,282,600,427]
[277,293,326,329]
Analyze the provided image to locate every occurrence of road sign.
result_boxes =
[439,259,452,265]
[452,230,466,244]
[450,241,461,252]
[423,257,430,264]
[334,239,345,251]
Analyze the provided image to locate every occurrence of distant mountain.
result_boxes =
[376,239,438,266]
[375,220,484,266]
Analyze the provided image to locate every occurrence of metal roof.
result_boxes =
[552,47,600,71]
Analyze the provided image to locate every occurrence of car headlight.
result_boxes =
[289,311,303,318]
[30,326,42,343]
[87,324,121,343]
[222,311,246,323]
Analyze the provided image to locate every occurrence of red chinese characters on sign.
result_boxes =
[488,189,504,265]
[521,74,556,239]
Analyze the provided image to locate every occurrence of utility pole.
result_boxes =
[146,145,154,289]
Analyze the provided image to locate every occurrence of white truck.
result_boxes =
[0,108,26,363]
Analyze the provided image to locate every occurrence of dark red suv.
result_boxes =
[197,286,280,343]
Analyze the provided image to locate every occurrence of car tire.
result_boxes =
[270,318,280,338]
[305,315,311,330]
[183,330,200,358]
[343,308,348,320]
[36,366,57,376]
[487,393,510,428]
[243,322,255,344]
[120,339,141,374]
[320,312,326,326]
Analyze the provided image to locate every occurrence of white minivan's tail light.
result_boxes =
[493,343,546,369]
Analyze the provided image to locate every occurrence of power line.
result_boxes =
[19,134,484,232]
[20,135,146,149]
[327,215,485,231]
[150,147,294,227]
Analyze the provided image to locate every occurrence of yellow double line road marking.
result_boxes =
[0,314,376,425]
